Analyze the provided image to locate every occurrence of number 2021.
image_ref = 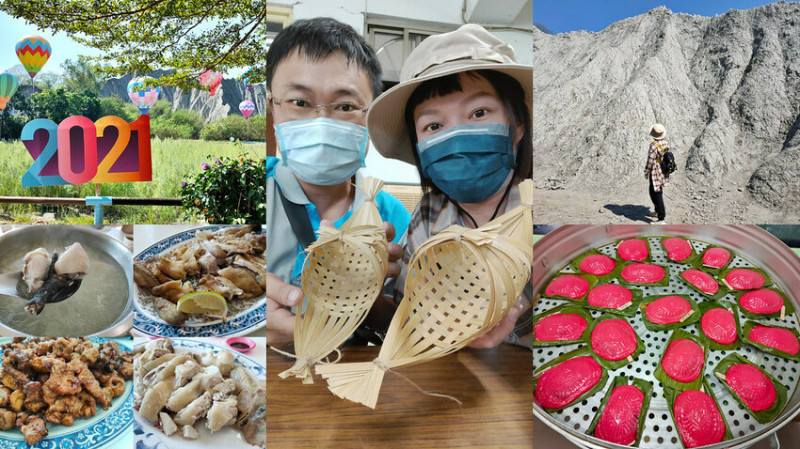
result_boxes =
[21,115,152,187]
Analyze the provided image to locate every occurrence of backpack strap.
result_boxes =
[276,184,317,250]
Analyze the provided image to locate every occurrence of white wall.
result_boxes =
[267,0,532,184]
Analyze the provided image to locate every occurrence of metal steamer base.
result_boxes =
[532,225,800,449]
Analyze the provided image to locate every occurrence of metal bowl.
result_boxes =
[0,225,132,337]
[532,224,800,449]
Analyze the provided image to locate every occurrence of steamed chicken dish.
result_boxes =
[133,338,265,447]
[134,226,266,324]
[0,337,132,446]
[19,243,89,315]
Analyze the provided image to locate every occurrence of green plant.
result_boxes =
[180,151,266,224]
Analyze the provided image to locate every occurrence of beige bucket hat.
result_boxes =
[650,123,666,139]
[367,23,532,165]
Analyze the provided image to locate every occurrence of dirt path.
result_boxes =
[533,181,797,224]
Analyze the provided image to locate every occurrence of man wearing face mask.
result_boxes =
[266,17,411,347]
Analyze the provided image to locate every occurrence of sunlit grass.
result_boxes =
[0,138,264,224]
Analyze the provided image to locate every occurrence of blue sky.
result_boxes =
[0,12,101,76]
[534,0,793,34]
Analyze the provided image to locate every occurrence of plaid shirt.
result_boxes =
[645,138,671,192]
[394,184,534,348]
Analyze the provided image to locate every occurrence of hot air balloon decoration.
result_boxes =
[199,70,223,96]
[241,67,254,92]
[127,77,161,115]
[0,73,19,111]
[15,35,51,80]
[239,100,255,119]
[316,180,533,408]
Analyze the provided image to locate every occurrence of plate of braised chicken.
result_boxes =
[133,226,266,337]
[0,337,133,448]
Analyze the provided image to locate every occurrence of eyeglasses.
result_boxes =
[270,97,368,121]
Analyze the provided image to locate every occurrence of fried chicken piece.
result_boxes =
[44,395,77,426]
[17,413,48,446]
[74,391,96,419]
[153,296,188,325]
[41,357,81,397]
[0,386,10,407]
[197,252,219,275]
[23,381,46,413]
[119,362,133,380]
[30,356,49,373]
[219,267,263,298]
[52,337,80,359]
[198,274,243,301]
[1,365,31,389]
[156,255,186,280]
[134,261,161,288]
[0,408,14,430]
[9,390,24,412]
[152,280,194,303]
[102,372,125,398]
[69,358,108,409]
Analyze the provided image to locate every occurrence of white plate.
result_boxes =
[133,338,266,449]
[133,226,266,337]
[0,337,134,449]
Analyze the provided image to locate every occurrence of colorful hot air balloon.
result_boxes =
[239,100,255,118]
[199,70,223,96]
[241,67,254,92]
[15,35,52,79]
[127,77,161,115]
[0,73,19,110]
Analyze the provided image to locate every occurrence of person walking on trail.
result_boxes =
[644,123,670,223]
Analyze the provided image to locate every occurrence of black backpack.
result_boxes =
[654,142,677,175]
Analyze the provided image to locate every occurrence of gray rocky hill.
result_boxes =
[534,2,800,215]
[101,70,267,122]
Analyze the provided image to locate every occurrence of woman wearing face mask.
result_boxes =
[367,24,533,349]
[266,18,411,347]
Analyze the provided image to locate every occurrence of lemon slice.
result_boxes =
[177,291,228,319]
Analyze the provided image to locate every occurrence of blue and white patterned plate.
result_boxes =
[0,338,134,449]
[133,226,266,337]
[133,339,266,449]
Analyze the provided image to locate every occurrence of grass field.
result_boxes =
[0,139,264,224]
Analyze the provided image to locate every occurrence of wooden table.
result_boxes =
[267,345,532,448]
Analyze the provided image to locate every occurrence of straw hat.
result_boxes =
[367,24,533,165]
[650,123,666,139]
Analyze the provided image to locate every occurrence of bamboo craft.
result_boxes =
[316,180,533,408]
[279,176,389,383]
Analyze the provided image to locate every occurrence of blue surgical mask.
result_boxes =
[275,118,368,185]
[417,123,516,203]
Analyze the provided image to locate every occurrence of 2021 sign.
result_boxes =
[21,115,152,187]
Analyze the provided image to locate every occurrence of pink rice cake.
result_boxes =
[662,339,704,383]
[673,390,727,448]
[591,319,637,361]
[594,385,645,445]
[535,356,602,409]
[621,263,665,284]
[739,289,784,315]
[587,284,633,310]
[724,268,766,290]
[703,247,731,268]
[534,313,588,342]
[700,308,737,345]
[579,254,617,276]
[681,269,719,295]
[663,237,693,262]
[617,238,649,261]
[545,274,589,299]
[645,296,692,325]
[724,363,777,412]
[748,325,800,356]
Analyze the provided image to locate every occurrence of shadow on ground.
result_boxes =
[603,204,652,223]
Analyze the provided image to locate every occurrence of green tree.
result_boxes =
[99,97,139,122]
[1,1,266,89]
[62,59,104,95]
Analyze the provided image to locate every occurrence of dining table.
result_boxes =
[267,344,533,448]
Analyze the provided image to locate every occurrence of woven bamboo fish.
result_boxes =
[278,176,389,384]
[316,179,533,408]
